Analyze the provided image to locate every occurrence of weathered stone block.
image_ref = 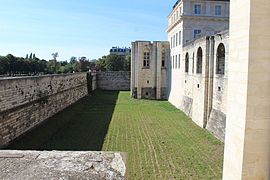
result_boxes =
[0,150,127,180]
[206,109,226,141]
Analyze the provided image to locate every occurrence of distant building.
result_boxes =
[131,41,170,100]
[109,47,131,56]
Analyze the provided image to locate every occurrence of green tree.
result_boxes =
[6,54,16,75]
[75,57,90,72]
[70,56,77,64]
[51,52,59,60]
[124,54,131,71]
[95,54,130,71]
[0,56,8,74]
[105,54,125,71]
[52,52,60,73]
[96,56,107,71]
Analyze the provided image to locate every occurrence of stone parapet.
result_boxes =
[0,150,127,180]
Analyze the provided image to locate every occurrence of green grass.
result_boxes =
[6,91,224,179]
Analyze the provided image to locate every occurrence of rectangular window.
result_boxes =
[194,29,202,38]
[162,60,165,67]
[173,35,176,48]
[178,54,181,69]
[192,54,195,73]
[143,51,150,67]
[215,5,222,16]
[176,33,178,47]
[175,55,178,68]
[171,37,173,48]
[179,31,182,45]
[162,52,166,67]
[173,56,175,69]
[194,4,201,15]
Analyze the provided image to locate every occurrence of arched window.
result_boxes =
[143,49,150,67]
[196,47,203,74]
[216,43,225,74]
[185,53,189,73]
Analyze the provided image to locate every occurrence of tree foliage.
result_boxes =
[0,53,131,76]
[95,54,130,71]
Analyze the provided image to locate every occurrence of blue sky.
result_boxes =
[0,0,176,61]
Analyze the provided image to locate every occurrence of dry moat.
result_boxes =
[5,91,224,179]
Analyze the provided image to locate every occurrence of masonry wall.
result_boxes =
[168,31,229,141]
[96,71,130,91]
[0,73,88,147]
[206,32,229,141]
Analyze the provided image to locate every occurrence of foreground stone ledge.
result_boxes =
[0,150,127,180]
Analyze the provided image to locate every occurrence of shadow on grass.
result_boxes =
[6,90,119,151]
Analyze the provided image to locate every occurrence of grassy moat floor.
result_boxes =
[6,91,224,179]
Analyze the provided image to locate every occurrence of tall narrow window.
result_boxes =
[173,35,176,48]
[192,53,195,73]
[162,50,166,68]
[216,43,225,74]
[178,54,181,69]
[215,5,222,16]
[196,47,203,74]
[179,31,182,45]
[185,53,189,73]
[171,37,173,48]
[176,33,178,46]
[173,56,175,69]
[194,4,201,15]
[175,55,178,68]
[143,49,150,67]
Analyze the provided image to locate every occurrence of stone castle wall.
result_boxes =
[206,32,229,141]
[168,31,229,141]
[0,73,88,147]
[96,71,130,91]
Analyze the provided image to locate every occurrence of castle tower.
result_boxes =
[131,41,170,100]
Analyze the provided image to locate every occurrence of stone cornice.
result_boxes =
[167,15,229,33]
